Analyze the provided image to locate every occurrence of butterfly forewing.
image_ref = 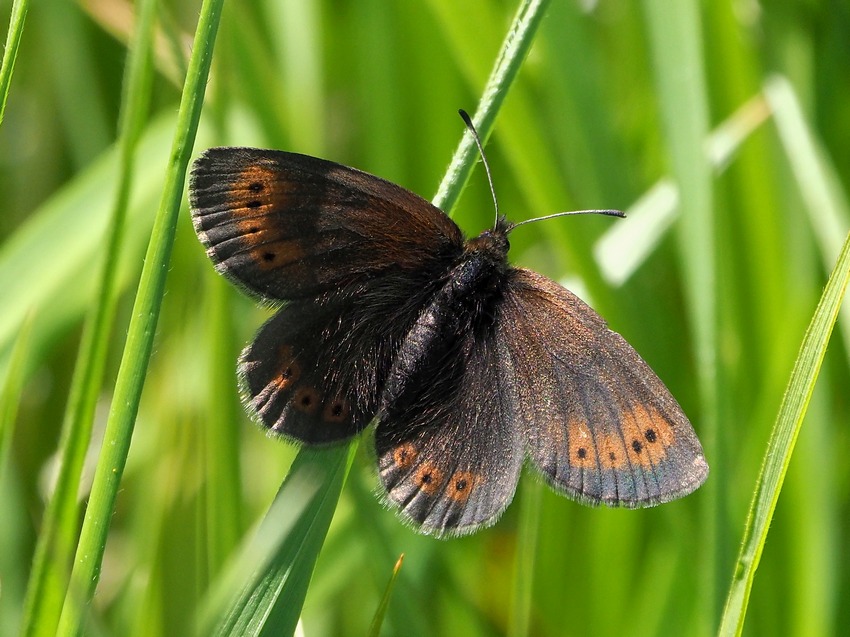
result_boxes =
[189,147,463,301]
[497,268,708,507]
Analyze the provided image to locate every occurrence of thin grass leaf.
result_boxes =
[0,0,29,126]
[718,228,850,636]
[205,446,356,636]
[54,1,225,634]
[764,75,850,359]
[19,1,159,634]
[0,313,32,471]
[367,554,405,637]
[432,0,551,213]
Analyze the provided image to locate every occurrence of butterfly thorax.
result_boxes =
[378,228,510,420]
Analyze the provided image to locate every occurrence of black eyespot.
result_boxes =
[577,447,587,459]
[632,440,643,454]
[645,428,657,443]
[247,200,262,208]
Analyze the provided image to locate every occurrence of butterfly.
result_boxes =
[189,139,708,537]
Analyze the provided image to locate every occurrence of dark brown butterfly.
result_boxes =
[189,140,708,536]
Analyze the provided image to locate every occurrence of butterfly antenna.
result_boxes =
[459,109,501,229]
[509,208,625,230]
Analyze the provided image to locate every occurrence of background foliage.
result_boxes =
[1,0,848,635]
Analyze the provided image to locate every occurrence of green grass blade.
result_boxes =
[718,229,850,636]
[367,554,405,637]
[19,1,159,634]
[0,313,32,472]
[53,1,225,634]
[203,446,356,636]
[764,75,850,357]
[0,312,32,634]
[431,0,551,213]
[0,0,30,126]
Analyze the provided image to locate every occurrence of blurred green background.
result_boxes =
[1,0,848,635]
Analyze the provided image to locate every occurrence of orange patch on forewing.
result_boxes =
[446,471,478,503]
[250,239,306,271]
[322,398,350,423]
[414,463,444,496]
[598,434,628,469]
[567,420,597,468]
[292,386,321,415]
[230,164,282,213]
[392,443,418,469]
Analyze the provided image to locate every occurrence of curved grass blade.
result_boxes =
[366,554,405,637]
[718,229,850,636]
[204,446,356,637]
[0,0,30,126]
[0,313,32,472]
[432,0,551,213]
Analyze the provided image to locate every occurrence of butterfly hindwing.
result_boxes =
[375,331,524,536]
[241,265,461,444]
[497,268,708,507]
[189,147,464,301]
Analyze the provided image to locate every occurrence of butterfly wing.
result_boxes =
[497,268,707,507]
[375,330,524,536]
[189,147,464,301]
[190,147,466,442]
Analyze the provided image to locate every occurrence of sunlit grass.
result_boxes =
[1,1,848,636]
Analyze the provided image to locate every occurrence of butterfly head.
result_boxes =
[466,217,511,265]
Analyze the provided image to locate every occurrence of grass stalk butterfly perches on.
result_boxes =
[188,111,708,537]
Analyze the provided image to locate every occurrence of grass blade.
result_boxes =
[367,554,405,637]
[54,1,225,634]
[432,0,551,213]
[0,0,30,126]
[718,229,850,635]
[0,313,32,472]
[204,446,356,636]
[19,1,159,634]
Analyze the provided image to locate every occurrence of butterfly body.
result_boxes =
[381,226,509,419]
[189,146,708,536]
